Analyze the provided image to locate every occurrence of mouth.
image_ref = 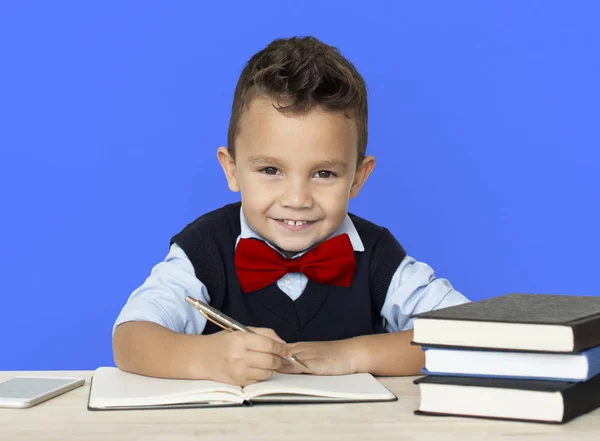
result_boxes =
[273,218,316,231]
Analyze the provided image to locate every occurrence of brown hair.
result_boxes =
[227,36,368,166]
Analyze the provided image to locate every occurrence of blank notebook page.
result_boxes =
[90,367,240,403]
[244,372,394,399]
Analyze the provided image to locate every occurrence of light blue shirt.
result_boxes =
[114,208,469,336]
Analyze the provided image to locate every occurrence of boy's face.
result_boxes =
[218,98,374,257]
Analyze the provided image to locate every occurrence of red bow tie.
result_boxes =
[234,234,356,293]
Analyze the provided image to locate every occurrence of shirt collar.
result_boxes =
[235,206,365,257]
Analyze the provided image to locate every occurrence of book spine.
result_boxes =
[560,374,600,423]
[585,347,600,380]
[571,314,600,352]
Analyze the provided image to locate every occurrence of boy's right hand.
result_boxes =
[201,327,292,386]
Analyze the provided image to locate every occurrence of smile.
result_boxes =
[274,219,316,231]
[281,220,309,226]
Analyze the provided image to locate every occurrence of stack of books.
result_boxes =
[411,293,600,424]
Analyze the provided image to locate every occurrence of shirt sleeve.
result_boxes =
[112,243,209,335]
[380,255,470,332]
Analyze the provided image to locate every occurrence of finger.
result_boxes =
[245,350,283,370]
[276,363,302,374]
[286,341,310,351]
[245,367,275,383]
[244,333,293,359]
[248,327,287,344]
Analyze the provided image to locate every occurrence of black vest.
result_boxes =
[170,202,406,343]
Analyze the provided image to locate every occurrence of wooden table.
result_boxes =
[1,371,599,441]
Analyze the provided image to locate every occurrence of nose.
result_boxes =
[280,178,314,209]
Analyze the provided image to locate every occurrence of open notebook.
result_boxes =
[87,367,397,410]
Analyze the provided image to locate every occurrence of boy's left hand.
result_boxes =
[276,340,359,376]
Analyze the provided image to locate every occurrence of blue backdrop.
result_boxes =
[1,1,599,370]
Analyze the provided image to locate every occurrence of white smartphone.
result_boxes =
[0,376,85,408]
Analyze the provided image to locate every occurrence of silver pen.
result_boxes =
[185,295,309,369]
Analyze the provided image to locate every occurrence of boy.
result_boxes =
[112,36,469,386]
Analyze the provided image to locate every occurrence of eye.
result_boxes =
[260,167,280,175]
[314,170,336,179]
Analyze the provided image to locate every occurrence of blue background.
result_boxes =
[1,1,598,370]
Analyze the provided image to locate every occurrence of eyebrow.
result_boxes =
[247,155,284,167]
[247,155,348,170]
[314,159,348,169]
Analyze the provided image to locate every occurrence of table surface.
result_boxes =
[1,370,599,441]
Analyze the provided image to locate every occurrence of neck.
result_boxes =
[278,246,307,259]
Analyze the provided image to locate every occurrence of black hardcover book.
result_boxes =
[414,373,600,424]
[412,293,600,353]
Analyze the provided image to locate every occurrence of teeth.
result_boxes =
[283,220,308,226]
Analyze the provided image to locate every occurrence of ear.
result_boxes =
[217,146,240,192]
[349,155,375,199]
